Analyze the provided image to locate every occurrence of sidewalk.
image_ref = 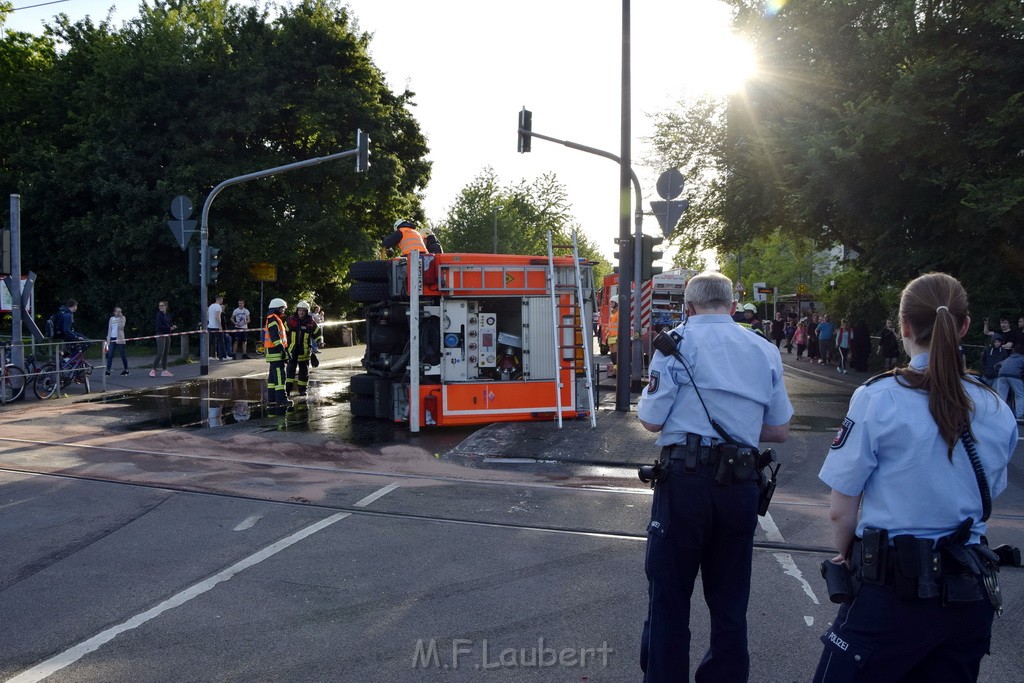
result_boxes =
[6,344,367,407]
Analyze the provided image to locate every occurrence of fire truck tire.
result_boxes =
[350,281,390,303]
[349,260,390,283]
[350,395,376,418]
[349,373,376,396]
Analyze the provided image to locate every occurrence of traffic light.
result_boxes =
[188,243,199,286]
[205,246,222,283]
[356,128,370,172]
[641,234,664,281]
[612,237,632,274]
[517,107,532,153]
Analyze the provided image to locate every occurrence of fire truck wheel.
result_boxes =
[349,260,390,283]
[349,373,376,396]
[350,281,390,303]
[350,395,376,418]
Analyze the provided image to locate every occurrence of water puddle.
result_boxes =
[81,369,482,448]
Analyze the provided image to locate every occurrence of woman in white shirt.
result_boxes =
[105,306,129,376]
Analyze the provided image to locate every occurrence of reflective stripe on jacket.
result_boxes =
[398,227,427,256]
[264,313,288,361]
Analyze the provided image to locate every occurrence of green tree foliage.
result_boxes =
[721,0,1024,298]
[435,168,610,282]
[718,229,833,298]
[0,0,429,335]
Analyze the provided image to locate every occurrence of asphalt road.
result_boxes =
[1,356,1022,682]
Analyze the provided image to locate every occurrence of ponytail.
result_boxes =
[893,273,973,460]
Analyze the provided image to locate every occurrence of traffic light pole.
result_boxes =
[198,142,365,376]
[517,128,644,409]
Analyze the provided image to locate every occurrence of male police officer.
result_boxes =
[637,271,793,682]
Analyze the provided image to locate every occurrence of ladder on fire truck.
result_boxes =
[546,231,597,428]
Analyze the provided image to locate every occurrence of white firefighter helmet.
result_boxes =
[269,298,287,310]
[742,303,757,313]
[296,300,311,311]
[394,218,416,230]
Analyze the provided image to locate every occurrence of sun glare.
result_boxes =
[685,34,759,97]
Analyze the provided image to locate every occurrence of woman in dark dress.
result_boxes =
[850,320,871,372]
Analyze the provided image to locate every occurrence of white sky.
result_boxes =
[4,0,747,262]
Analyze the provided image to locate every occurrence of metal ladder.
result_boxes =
[546,230,597,428]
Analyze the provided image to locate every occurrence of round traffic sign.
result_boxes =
[170,195,193,220]
[656,169,685,200]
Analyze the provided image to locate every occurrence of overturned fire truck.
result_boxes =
[347,247,597,430]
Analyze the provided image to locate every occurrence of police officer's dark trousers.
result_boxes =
[641,454,759,682]
[814,582,994,682]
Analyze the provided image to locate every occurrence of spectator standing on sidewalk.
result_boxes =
[807,313,821,362]
[816,314,836,365]
[794,321,808,359]
[207,295,227,361]
[850,320,871,372]
[771,311,785,348]
[150,300,177,377]
[979,334,1008,388]
[993,347,1024,422]
[784,316,797,354]
[104,306,129,376]
[878,318,900,370]
[835,318,852,374]
[983,316,1016,351]
[231,299,251,359]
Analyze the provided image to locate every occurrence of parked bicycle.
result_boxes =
[36,344,93,399]
[2,342,27,403]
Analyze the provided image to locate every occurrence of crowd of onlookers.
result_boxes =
[47,296,328,379]
[735,306,894,375]
[979,316,1024,422]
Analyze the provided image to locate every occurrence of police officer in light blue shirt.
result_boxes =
[637,271,793,683]
[815,272,1017,682]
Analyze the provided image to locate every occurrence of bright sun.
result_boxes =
[685,34,759,96]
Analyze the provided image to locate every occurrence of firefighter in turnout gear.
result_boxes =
[286,301,323,397]
[264,298,290,414]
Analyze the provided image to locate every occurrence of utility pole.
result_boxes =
[198,130,370,375]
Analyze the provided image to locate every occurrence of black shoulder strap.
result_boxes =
[959,428,993,522]
[863,369,896,386]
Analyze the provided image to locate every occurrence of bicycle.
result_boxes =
[36,343,93,399]
[2,343,27,403]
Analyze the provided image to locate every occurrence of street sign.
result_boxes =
[167,195,197,251]
[655,168,685,200]
[249,262,277,282]
[650,199,689,238]
[797,282,810,295]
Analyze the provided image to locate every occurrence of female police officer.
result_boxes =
[815,272,1017,682]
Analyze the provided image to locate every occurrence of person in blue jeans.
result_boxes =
[993,347,1024,421]
[104,306,129,376]
[815,314,836,365]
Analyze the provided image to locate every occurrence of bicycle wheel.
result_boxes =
[34,363,59,399]
[2,364,26,402]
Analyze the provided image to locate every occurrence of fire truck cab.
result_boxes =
[348,252,596,429]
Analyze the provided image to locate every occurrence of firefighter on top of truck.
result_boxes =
[382,219,428,256]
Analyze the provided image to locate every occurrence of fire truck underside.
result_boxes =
[348,253,595,429]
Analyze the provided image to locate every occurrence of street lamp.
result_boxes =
[493,205,502,253]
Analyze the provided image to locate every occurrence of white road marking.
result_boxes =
[4,483,400,683]
[759,512,822,619]
[773,552,821,605]
[354,483,399,507]
[757,511,785,543]
[233,514,262,531]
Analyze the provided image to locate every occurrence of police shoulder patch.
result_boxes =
[831,417,854,450]
[647,370,660,394]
